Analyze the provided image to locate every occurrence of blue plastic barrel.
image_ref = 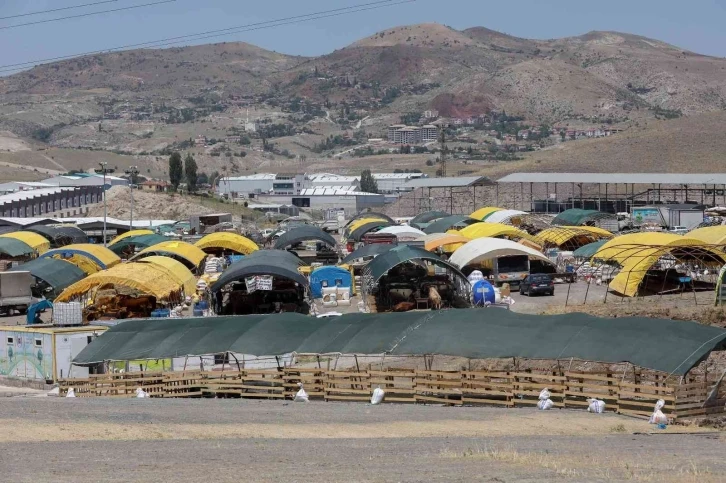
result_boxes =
[192,308,204,317]
[151,308,170,318]
[196,300,209,311]
[472,280,496,306]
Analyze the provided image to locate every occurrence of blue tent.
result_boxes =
[310,266,352,299]
[472,280,496,306]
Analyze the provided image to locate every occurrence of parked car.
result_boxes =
[668,226,688,235]
[519,274,554,296]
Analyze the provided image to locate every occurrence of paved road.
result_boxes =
[0,398,722,482]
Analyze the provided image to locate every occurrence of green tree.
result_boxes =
[184,153,198,192]
[359,169,378,194]
[168,152,183,191]
[197,172,209,185]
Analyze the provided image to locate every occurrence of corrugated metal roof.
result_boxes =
[405,176,494,188]
[298,188,379,196]
[497,173,726,184]
[0,187,74,204]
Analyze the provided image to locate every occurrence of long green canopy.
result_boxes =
[72,309,726,375]
[410,211,449,228]
[0,237,34,257]
[10,258,86,298]
[273,225,337,250]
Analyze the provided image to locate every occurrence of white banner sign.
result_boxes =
[245,275,273,293]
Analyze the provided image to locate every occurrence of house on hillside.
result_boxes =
[140,180,171,192]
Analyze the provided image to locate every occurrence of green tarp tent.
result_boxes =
[27,225,88,247]
[108,234,168,255]
[363,245,466,283]
[212,249,309,291]
[273,225,337,250]
[0,237,35,257]
[345,212,395,227]
[10,258,86,299]
[572,240,608,259]
[423,215,479,234]
[341,243,396,264]
[349,221,392,241]
[552,209,609,227]
[72,309,726,375]
[410,211,449,229]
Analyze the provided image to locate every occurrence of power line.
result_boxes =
[0,0,176,30]
[0,0,414,73]
[0,0,118,20]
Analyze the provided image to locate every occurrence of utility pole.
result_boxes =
[96,162,114,246]
[439,129,447,178]
[124,166,139,230]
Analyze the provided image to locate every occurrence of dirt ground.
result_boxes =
[0,397,723,482]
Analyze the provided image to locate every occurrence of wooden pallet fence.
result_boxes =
[415,370,462,406]
[564,371,620,411]
[324,371,371,402]
[283,368,325,400]
[368,369,416,403]
[163,371,205,398]
[461,371,513,407]
[512,371,567,408]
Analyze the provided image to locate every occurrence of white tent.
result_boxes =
[485,209,527,224]
[449,237,552,268]
[377,225,426,241]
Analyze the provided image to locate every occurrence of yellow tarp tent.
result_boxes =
[56,262,183,302]
[456,222,533,241]
[593,232,725,297]
[420,233,470,253]
[687,225,726,246]
[195,232,259,255]
[133,240,206,268]
[535,226,613,249]
[0,231,50,254]
[108,229,154,246]
[470,207,503,221]
[41,243,121,274]
[138,256,197,295]
[344,217,391,238]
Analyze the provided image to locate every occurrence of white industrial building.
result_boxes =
[217,173,307,198]
[256,187,385,217]
[42,173,129,188]
[307,173,360,189]
[0,181,56,195]
[373,173,427,194]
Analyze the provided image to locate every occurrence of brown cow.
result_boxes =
[428,286,442,310]
[392,301,415,312]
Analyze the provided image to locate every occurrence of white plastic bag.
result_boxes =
[539,388,551,400]
[587,398,605,413]
[66,388,76,398]
[294,382,309,402]
[47,387,60,397]
[649,399,667,424]
[135,387,149,398]
[537,398,554,410]
[371,386,385,405]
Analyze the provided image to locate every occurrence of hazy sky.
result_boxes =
[1,0,725,73]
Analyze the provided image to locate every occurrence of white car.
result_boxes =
[668,226,688,235]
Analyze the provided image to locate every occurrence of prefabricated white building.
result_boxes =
[0,325,106,382]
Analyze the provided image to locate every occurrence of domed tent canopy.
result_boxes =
[687,225,726,246]
[310,266,353,298]
[592,232,726,297]
[10,258,86,300]
[108,234,169,255]
[211,249,309,292]
[0,237,34,258]
[195,232,259,255]
[484,210,527,225]
[108,229,155,246]
[345,211,395,227]
[534,226,613,250]
[131,240,207,271]
[470,207,503,221]
[0,231,51,254]
[341,243,396,264]
[274,225,338,250]
[349,221,393,242]
[418,233,470,253]
[344,217,391,239]
[376,225,426,241]
[137,256,197,296]
[362,245,468,288]
[56,262,186,303]
[423,215,479,235]
[410,211,450,229]
[39,243,121,274]
[27,224,87,247]
[457,222,533,241]
[552,209,615,227]
[572,240,608,259]
[449,238,552,269]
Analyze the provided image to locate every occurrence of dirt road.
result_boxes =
[0,398,722,482]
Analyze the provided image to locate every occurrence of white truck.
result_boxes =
[0,271,34,316]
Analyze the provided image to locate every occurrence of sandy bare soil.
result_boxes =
[0,398,723,482]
